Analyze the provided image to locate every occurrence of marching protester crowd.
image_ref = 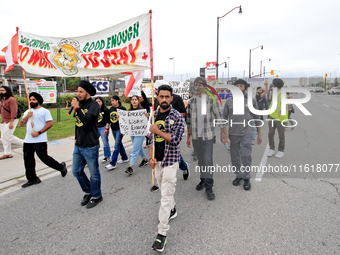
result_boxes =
[0,77,292,252]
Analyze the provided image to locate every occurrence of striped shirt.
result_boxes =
[149,107,185,167]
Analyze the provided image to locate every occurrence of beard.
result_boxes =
[0,89,12,99]
[30,102,39,108]
[160,102,170,110]
[0,92,10,99]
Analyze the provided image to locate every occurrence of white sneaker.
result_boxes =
[117,158,129,164]
[105,164,116,170]
[267,149,275,157]
[275,151,284,158]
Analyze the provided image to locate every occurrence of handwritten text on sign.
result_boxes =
[117,109,148,136]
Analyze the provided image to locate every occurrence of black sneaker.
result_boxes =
[22,178,41,188]
[206,188,215,201]
[101,157,110,163]
[60,162,67,177]
[152,234,167,252]
[150,185,159,192]
[243,180,251,191]
[196,180,205,191]
[81,194,91,206]
[139,159,148,167]
[233,178,243,186]
[86,196,103,209]
[125,166,133,175]
[183,166,189,180]
[169,207,177,220]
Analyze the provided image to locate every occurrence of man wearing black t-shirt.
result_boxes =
[71,80,102,209]
[149,85,185,252]
[150,81,189,193]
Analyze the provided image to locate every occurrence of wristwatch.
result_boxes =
[38,131,42,135]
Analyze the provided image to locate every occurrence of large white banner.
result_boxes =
[117,109,148,136]
[17,13,151,77]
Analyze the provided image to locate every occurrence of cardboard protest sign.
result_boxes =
[117,109,148,136]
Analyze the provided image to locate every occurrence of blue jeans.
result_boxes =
[178,154,188,171]
[72,145,102,199]
[130,136,146,167]
[192,138,214,189]
[98,126,111,159]
[110,129,128,166]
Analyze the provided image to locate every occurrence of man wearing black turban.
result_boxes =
[223,79,263,191]
[71,80,103,209]
[19,92,67,188]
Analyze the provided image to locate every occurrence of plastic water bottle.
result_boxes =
[224,143,229,150]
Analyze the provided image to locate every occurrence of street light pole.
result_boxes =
[260,58,271,77]
[338,53,340,85]
[169,57,175,80]
[227,57,230,81]
[249,45,263,78]
[216,5,242,83]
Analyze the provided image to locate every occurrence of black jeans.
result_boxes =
[192,138,214,189]
[23,142,62,182]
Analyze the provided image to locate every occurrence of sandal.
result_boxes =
[0,154,13,160]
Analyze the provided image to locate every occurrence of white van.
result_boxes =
[327,87,340,95]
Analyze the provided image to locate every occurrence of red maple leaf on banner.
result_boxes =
[142,52,148,60]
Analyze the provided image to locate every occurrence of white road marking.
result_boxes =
[255,143,269,182]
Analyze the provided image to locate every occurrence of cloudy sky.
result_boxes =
[1,0,339,81]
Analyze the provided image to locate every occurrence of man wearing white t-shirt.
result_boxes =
[19,92,67,188]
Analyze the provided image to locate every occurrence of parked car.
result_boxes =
[314,87,324,93]
[327,87,340,95]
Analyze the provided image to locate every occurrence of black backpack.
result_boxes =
[3,105,22,119]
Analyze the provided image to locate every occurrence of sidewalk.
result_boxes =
[0,134,133,193]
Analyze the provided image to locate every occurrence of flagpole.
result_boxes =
[22,68,34,132]
[15,27,34,131]
[149,10,155,185]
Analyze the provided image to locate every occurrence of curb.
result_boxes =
[0,139,134,195]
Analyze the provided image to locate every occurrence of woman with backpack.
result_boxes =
[0,86,24,160]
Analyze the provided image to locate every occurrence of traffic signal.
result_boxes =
[325,74,328,78]
[271,70,274,75]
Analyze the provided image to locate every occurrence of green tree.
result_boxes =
[65,77,81,91]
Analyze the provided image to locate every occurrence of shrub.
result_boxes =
[14,94,125,111]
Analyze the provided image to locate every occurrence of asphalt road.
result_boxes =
[0,92,339,254]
